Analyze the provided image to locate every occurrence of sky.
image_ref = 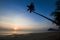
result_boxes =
[0,0,58,31]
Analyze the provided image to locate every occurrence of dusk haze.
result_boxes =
[0,0,60,40]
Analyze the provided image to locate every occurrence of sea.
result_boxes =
[0,30,51,35]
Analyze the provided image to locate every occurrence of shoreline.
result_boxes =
[0,31,60,40]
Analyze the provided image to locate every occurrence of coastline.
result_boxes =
[0,31,60,40]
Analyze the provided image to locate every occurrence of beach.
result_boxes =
[0,31,60,40]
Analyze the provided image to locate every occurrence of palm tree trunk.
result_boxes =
[33,12,58,25]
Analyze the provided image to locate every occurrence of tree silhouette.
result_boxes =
[51,0,60,28]
[27,2,58,26]
[27,3,35,13]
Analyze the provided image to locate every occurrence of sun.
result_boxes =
[14,27,18,30]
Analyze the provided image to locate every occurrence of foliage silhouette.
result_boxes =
[27,2,35,13]
[51,0,60,28]
[27,2,58,26]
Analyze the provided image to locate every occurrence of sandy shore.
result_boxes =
[0,31,60,40]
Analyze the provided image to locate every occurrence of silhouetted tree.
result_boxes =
[27,2,58,25]
[27,2,35,13]
[51,0,60,28]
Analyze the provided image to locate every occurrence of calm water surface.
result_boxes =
[0,31,32,35]
[0,30,51,35]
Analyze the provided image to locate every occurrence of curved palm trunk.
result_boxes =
[33,12,58,25]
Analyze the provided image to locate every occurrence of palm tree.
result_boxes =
[51,0,60,28]
[27,2,58,26]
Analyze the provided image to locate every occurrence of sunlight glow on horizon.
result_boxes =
[0,8,52,30]
[0,0,57,31]
[14,27,18,30]
[0,12,47,30]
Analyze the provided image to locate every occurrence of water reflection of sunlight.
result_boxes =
[11,31,31,35]
[12,31,17,34]
[0,31,32,36]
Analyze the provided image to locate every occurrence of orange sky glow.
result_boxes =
[0,12,50,30]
